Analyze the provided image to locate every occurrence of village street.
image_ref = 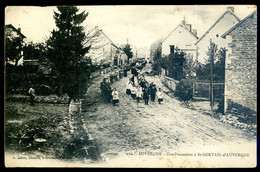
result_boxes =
[81,64,256,166]
[5,6,257,168]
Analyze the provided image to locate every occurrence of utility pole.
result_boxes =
[110,44,113,72]
[209,39,215,112]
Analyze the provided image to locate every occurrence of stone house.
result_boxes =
[161,19,199,62]
[221,10,257,112]
[195,7,240,64]
[87,27,127,67]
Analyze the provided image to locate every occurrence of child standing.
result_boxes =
[157,88,163,104]
[131,85,137,99]
[111,88,119,106]
[136,86,142,103]
[126,78,133,95]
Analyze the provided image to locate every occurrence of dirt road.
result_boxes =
[82,66,256,165]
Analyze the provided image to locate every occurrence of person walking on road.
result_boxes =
[143,84,149,105]
[131,85,137,99]
[139,77,147,89]
[123,66,128,77]
[111,88,119,106]
[149,82,157,102]
[126,78,133,95]
[100,77,112,102]
[100,78,107,97]
[157,88,163,104]
[136,86,142,103]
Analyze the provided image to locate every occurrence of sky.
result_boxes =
[5,5,256,49]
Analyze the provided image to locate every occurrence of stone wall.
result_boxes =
[6,94,70,104]
[224,11,257,112]
[160,69,179,91]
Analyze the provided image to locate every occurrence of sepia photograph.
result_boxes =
[4,5,257,167]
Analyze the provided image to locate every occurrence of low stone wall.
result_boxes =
[6,94,70,104]
[160,75,179,92]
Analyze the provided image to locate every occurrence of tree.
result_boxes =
[196,44,226,82]
[5,26,25,93]
[46,6,92,100]
[151,47,162,74]
[123,43,133,64]
[162,48,186,80]
[23,41,46,61]
[5,31,24,67]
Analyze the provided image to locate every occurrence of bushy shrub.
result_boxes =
[174,79,193,101]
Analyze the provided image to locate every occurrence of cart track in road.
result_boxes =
[83,68,256,162]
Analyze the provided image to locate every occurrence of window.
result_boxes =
[170,45,175,55]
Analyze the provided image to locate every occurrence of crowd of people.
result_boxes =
[100,65,164,106]
[125,70,163,105]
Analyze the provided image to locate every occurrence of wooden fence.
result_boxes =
[192,82,224,101]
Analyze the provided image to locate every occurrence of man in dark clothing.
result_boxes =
[149,82,157,102]
[139,79,146,89]
[131,67,138,76]
[123,66,127,77]
[104,84,112,102]
[100,78,112,102]
[100,78,106,96]
[143,84,149,105]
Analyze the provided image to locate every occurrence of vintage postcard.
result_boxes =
[4,5,257,168]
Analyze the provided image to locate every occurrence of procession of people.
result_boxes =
[100,62,163,106]
[124,72,163,105]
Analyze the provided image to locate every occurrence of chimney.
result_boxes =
[186,24,192,32]
[227,7,234,13]
[192,29,197,36]
[18,27,21,33]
